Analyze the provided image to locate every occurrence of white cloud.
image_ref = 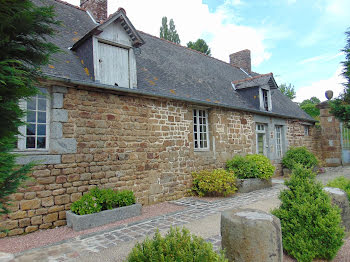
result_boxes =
[298,52,343,65]
[64,0,276,67]
[295,66,345,102]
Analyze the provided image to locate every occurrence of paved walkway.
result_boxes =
[11,181,285,262]
[9,166,350,262]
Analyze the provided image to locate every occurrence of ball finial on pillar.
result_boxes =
[325,90,333,100]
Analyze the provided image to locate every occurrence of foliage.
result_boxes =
[0,137,34,216]
[70,187,136,215]
[330,29,350,126]
[159,16,180,44]
[272,166,344,262]
[279,83,296,100]
[187,39,211,56]
[226,154,275,179]
[299,97,321,119]
[191,169,236,197]
[0,0,59,217]
[127,227,227,262]
[327,176,350,201]
[282,147,318,170]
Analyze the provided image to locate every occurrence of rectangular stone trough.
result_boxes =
[66,203,142,231]
[236,178,272,193]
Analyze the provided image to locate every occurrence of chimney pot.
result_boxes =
[229,49,251,74]
[80,0,107,23]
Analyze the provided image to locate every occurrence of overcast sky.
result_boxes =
[65,0,349,102]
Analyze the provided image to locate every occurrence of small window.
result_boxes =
[193,109,209,150]
[275,125,283,158]
[304,126,309,136]
[256,123,266,155]
[262,89,269,111]
[18,88,50,150]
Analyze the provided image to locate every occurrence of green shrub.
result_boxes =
[327,176,350,201]
[272,165,344,262]
[71,187,136,215]
[226,154,275,179]
[191,169,236,197]
[126,227,227,262]
[282,147,318,170]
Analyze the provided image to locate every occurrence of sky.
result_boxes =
[66,0,349,102]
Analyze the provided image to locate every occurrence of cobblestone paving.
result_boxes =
[13,182,285,262]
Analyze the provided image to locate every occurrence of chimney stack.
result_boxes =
[229,49,251,74]
[80,0,107,23]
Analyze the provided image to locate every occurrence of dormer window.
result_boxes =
[262,89,269,111]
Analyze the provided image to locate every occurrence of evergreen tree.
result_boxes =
[330,28,350,125]
[279,83,296,100]
[187,39,211,56]
[0,0,59,216]
[159,16,180,44]
[300,97,321,120]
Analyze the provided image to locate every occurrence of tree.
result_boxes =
[330,28,350,125]
[187,39,211,56]
[279,83,296,100]
[159,16,180,44]
[300,97,321,120]
[0,0,59,217]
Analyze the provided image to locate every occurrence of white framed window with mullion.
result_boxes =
[275,125,283,158]
[256,123,266,155]
[18,87,50,150]
[193,109,209,150]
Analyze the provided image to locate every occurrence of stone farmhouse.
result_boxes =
[2,0,325,236]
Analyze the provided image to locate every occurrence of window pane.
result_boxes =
[27,111,36,122]
[27,99,36,110]
[258,134,264,154]
[37,137,46,149]
[38,112,46,123]
[26,137,35,148]
[27,124,36,136]
[37,124,46,136]
[38,99,46,111]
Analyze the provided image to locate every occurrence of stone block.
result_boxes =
[16,155,61,165]
[39,223,52,229]
[37,177,55,185]
[52,109,68,122]
[8,228,24,237]
[324,187,350,232]
[71,193,82,202]
[8,211,27,220]
[20,199,41,210]
[66,203,142,231]
[51,122,63,139]
[19,218,31,227]
[25,226,38,234]
[48,205,64,213]
[52,86,68,94]
[42,197,54,207]
[51,138,77,154]
[221,208,282,262]
[43,213,58,223]
[55,195,70,205]
[236,178,272,193]
[52,93,64,109]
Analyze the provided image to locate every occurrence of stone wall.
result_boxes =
[1,85,256,237]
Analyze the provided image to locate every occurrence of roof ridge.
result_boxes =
[137,30,246,71]
[232,73,273,84]
[53,0,86,12]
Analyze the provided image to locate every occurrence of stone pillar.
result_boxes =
[317,101,342,166]
[221,208,283,262]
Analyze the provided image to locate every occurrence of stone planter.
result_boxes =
[66,203,142,231]
[236,178,272,193]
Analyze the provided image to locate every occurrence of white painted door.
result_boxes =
[98,42,129,88]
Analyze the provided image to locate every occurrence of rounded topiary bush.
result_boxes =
[282,147,318,170]
[226,154,275,179]
[272,165,344,262]
[191,169,236,197]
[127,227,227,262]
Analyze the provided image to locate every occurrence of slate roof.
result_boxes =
[33,0,315,122]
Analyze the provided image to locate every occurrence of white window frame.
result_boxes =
[262,89,269,111]
[193,109,210,151]
[17,88,50,151]
[304,125,309,136]
[275,125,283,158]
[256,123,266,155]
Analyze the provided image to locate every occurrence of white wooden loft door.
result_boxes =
[98,42,129,88]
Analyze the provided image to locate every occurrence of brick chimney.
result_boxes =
[229,49,251,74]
[80,0,107,23]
